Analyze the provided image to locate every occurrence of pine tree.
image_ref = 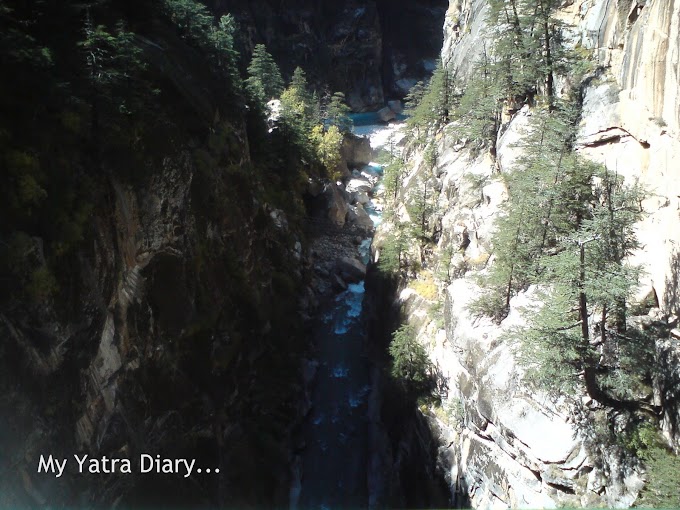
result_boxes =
[456,44,503,151]
[469,105,595,320]
[323,91,352,133]
[378,222,410,274]
[515,169,646,406]
[383,158,406,202]
[162,0,213,46]
[280,67,319,129]
[245,43,284,105]
[487,0,570,107]
[406,60,455,144]
[407,174,437,247]
[208,15,241,94]
[389,324,432,390]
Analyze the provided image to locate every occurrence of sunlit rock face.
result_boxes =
[210,0,447,110]
[374,0,680,507]
[378,124,642,508]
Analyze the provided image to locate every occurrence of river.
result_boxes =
[295,117,405,510]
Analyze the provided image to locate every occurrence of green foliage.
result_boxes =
[310,124,343,177]
[618,421,680,508]
[162,1,241,92]
[511,285,587,392]
[323,92,353,133]
[0,2,53,68]
[406,174,437,245]
[245,43,284,105]
[471,105,596,320]
[456,45,503,149]
[80,17,150,114]
[638,447,680,508]
[487,0,573,105]
[511,168,645,400]
[278,66,346,179]
[383,158,406,201]
[405,60,456,145]
[389,324,433,391]
[378,223,410,275]
[208,15,242,92]
[162,0,213,42]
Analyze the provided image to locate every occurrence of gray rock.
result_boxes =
[336,257,367,283]
[354,191,370,205]
[333,274,348,291]
[322,183,349,226]
[347,205,375,229]
[346,178,372,194]
[340,133,373,168]
[377,106,397,123]
[387,100,403,114]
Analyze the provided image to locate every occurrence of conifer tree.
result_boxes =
[245,43,284,105]
[323,92,353,133]
[389,324,433,393]
[406,60,455,144]
[456,44,503,151]
[383,158,406,201]
[379,222,410,274]
[208,15,241,94]
[515,170,645,406]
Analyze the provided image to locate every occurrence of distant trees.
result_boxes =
[405,60,456,145]
[162,0,240,91]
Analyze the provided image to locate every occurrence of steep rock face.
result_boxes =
[374,0,680,506]
[212,0,447,110]
[1,142,308,508]
[0,20,310,508]
[574,0,680,317]
[444,0,680,316]
[377,123,644,508]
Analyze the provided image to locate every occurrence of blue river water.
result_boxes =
[295,121,401,510]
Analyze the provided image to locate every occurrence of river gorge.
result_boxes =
[2,0,680,508]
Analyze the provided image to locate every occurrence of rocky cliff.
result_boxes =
[0,4,317,506]
[210,0,448,110]
[375,0,680,507]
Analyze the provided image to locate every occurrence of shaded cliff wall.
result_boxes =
[210,0,448,110]
[0,4,312,507]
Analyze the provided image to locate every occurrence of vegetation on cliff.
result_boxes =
[378,0,680,505]
[0,0,353,506]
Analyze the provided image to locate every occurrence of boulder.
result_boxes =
[377,106,397,123]
[340,133,373,168]
[354,191,370,205]
[347,204,375,229]
[387,100,403,114]
[322,183,348,226]
[346,178,372,194]
[336,257,367,283]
